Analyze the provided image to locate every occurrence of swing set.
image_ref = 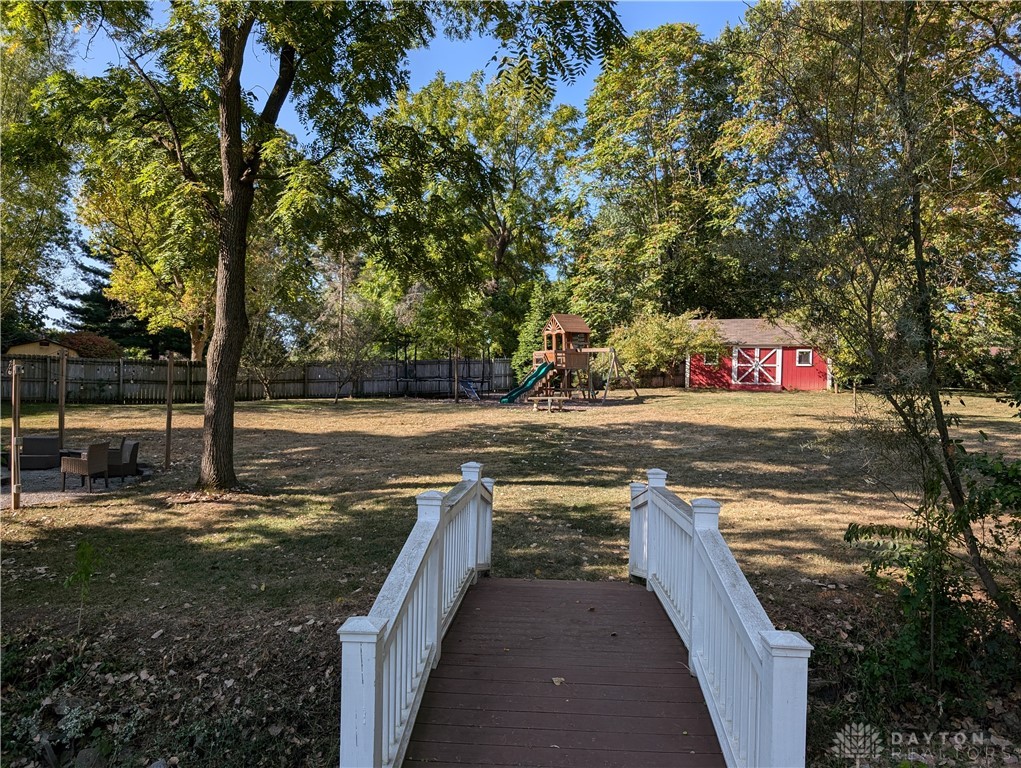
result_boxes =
[500,314,639,407]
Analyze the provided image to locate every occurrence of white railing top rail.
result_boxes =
[630,468,812,768]
[696,520,778,663]
[339,461,494,768]
[366,476,475,633]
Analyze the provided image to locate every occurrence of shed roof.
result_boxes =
[691,318,810,347]
[546,313,591,334]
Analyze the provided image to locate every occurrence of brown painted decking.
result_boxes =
[404,578,724,767]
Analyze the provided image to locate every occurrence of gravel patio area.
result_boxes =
[1,465,151,509]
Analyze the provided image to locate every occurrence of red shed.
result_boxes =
[686,319,830,391]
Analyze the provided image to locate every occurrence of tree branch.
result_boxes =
[123,53,219,219]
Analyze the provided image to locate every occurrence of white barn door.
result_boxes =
[732,347,782,386]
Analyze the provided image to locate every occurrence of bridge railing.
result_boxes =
[339,462,494,768]
[629,469,812,768]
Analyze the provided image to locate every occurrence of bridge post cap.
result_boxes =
[460,461,483,481]
[417,490,445,520]
[691,498,720,530]
[481,478,495,491]
[338,615,387,640]
[629,481,646,494]
[760,629,814,657]
[691,497,721,510]
[646,468,668,487]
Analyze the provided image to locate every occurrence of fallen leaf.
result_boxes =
[151,629,164,640]
[268,724,283,737]
[552,677,565,686]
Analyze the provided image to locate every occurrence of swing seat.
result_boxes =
[459,379,482,401]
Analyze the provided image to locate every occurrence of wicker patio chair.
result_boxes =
[108,440,140,482]
[61,442,109,492]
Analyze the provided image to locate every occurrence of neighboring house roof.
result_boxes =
[692,318,811,347]
[546,314,591,334]
[4,338,79,355]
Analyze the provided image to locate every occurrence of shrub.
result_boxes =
[58,331,123,359]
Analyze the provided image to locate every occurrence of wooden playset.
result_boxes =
[500,314,638,407]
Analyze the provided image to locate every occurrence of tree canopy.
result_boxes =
[571,23,766,337]
[3,0,625,487]
[735,0,1021,646]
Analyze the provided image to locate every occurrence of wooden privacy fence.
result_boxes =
[0,355,514,404]
[630,469,813,768]
[339,462,494,768]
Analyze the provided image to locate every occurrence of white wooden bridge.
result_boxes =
[339,463,812,768]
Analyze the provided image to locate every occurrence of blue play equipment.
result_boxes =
[499,361,556,404]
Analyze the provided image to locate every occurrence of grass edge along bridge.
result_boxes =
[337,464,812,768]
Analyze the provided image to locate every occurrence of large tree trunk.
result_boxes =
[199,18,255,490]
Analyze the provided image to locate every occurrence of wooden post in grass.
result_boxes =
[165,351,174,470]
[9,360,23,510]
[57,350,67,450]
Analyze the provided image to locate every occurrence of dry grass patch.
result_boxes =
[2,391,1017,766]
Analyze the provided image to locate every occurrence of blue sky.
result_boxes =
[72,2,751,140]
[406,2,752,107]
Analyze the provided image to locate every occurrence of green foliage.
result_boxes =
[57,254,190,359]
[371,68,582,359]
[311,254,391,400]
[844,478,1021,711]
[240,237,320,398]
[608,312,723,378]
[572,23,766,333]
[64,541,100,633]
[0,27,75,322]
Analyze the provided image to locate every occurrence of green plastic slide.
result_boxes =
[500,361,556,404]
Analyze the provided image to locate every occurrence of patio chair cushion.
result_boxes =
[109,440,140,479]
[21,435,60,470]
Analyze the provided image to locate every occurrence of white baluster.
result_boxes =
[479,478,494,571]
[461,461,482,584]
[628,481,647,579]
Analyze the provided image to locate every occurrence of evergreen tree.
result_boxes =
[57,254,190,358]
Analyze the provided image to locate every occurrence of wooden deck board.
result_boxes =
[403,578,724,768]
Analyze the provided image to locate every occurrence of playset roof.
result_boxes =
[546,314,591,334]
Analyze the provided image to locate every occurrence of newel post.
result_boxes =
[460,462,482,580]
[689,498,720,676]
[759,630,813,767]
[644,469,668,591]
[628,482,648,580]
[418,490,445,667]
[338,615,387,768]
